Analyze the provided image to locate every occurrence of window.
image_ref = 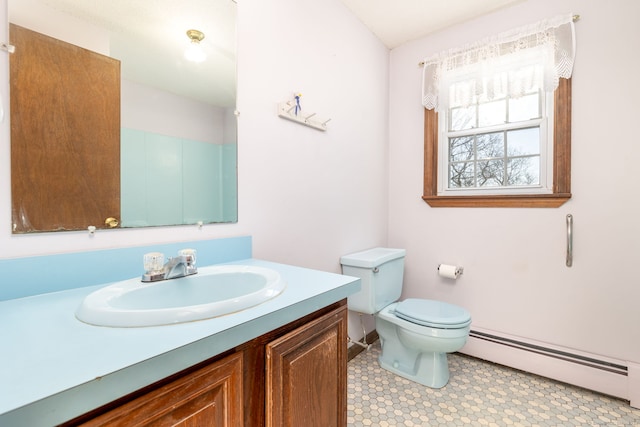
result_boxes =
[423,79,571,207]
[420,14,575,208]
[442,75,551,195]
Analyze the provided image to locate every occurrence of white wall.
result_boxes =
[9,0,109,54]
[0,0,389,296]
[388,0,640,363]
[235,0,389,270]
[121,79,226,145]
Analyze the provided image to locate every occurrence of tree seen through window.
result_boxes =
[445,90,543,191]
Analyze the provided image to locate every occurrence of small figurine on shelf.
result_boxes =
[294,93,302,116]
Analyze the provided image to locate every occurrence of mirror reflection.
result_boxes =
[9,0,238,233]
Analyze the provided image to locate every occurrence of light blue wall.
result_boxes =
[121,128,236,227]
[183,139,223,223]
[222,143,238,222]
[0,236,252,301]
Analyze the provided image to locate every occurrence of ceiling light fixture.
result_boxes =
[184,29,206,63]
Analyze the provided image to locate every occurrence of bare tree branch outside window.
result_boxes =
[447,92,541,190]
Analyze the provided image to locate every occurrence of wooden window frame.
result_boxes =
[423,78,572,208]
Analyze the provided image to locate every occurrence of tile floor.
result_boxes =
[347,340,640,426]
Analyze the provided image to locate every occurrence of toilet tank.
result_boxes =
[340,248,406,314]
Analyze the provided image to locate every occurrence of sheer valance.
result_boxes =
[421,13,576,111]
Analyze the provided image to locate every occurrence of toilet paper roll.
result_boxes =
[438,264,462,279]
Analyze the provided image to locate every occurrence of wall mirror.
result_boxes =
[9,0,237,233]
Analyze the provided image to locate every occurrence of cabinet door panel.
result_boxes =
[80,352,243,427]
[266,305,347,427]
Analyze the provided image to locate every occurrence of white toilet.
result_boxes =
[341,247,471,388]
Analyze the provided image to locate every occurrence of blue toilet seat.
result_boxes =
[394,298,471,329]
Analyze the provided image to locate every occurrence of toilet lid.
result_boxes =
[394,299,471,328]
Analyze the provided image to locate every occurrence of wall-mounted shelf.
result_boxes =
[277,100,330,131]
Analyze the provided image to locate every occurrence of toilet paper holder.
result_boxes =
[438,264,464,279]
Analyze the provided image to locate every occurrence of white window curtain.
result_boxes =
[421,13,576,111]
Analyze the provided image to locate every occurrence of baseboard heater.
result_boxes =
[469,330,627,376]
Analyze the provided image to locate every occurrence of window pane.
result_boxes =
[508,93,540,122]
[450,106,476,131]
[449,136,474,162]
[449,162,475,188]
[507,128,540,156]
[476,132,504,160]
[478,99,506,128]
[507,156,540,185]
[477,160,504,187]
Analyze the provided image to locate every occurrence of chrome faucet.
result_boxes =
[141,250,198,282]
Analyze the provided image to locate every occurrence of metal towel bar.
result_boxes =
[566,214,573,267]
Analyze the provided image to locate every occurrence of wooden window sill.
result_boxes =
[422,194,571,208]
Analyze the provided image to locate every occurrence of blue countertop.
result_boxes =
[0,259,360,426]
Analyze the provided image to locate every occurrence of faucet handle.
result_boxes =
[179,248,197,265]
[143,252,165,274]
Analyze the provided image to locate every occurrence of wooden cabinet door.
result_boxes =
[79,352,243,427]
[265,305,347,427]
[10,23,121,233]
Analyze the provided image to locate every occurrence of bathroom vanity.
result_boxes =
[0,258,360,427]
[70,301,347,426]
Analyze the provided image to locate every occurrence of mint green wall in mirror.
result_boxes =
[121,129,237,226]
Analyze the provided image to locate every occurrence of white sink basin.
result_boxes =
[76,265,286,327]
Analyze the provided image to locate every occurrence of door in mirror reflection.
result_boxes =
[10,24,121,233]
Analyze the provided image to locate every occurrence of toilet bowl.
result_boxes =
[340,248,471,388]
[376,300,471,388]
